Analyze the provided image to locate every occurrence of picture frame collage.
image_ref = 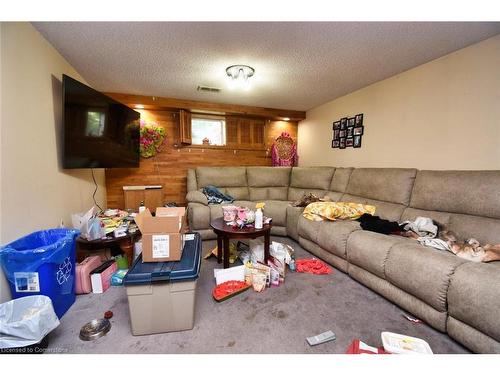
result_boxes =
[332,113,364,149]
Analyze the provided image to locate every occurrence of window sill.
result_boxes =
[183,144,266,151]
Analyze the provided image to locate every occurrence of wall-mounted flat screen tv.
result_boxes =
[62,75,140,169]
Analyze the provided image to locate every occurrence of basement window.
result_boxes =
[191,115,226,146]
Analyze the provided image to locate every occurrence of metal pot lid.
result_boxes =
[79,318,111,341]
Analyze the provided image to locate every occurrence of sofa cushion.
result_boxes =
[196,166,247,188]
[385,242,466,312]
[187,202,210,230]
[347,231,408,279]
[232,200,256,209]
[297,215,322,242]
[249,187,289,201]
[262,200,290,227]
[341,194,405,222]
[186,190,208,205]
[187,169,198,192]
[323,191,343,201]
[346,168,417,205]
[286,205,303,242]
[448,213,500,245]
[289,167,335,190]
[316,220,361,259]
[247,166,291,187]
[224,187,250,200]
[329,167,353,192]
[287,188,329,202]
[209,204,223,221]
[448,261,500,342]
[410,170,500,219]
[400,207,452,227]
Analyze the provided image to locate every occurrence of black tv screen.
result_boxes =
[62,75,140,169]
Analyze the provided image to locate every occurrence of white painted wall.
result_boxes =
[0,23,107,303]
[299,35,500,170]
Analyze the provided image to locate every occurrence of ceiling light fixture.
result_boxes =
[226,65,255,90]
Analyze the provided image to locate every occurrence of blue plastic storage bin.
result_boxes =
[124,233,201,335]
[0,228,80,318]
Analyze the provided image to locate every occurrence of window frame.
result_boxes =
[190,114,227,147]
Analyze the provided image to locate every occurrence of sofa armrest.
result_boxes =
[186,190,208,205]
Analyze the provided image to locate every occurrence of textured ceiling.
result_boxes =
[34,22,500,111]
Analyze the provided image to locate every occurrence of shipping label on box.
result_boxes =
[152,234,170,258]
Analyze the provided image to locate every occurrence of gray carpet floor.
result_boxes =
[47,237,470,354]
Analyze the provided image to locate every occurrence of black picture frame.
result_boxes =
[333,129,340,140]
[339,130,346,138]
[348,117,355,127]
[340,117,348,130]
[332,140,340,148]
[333,121,341,130]
[347,127,354,138]
[353,126,364,136]
[339,138,346,149]
[355,113,364,126]
[346,138,354,147]
[353,135,362,148]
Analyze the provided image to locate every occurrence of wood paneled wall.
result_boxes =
[105,110,298,208]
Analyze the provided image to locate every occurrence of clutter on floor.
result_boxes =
[212,281,251,302]
[90,260,117,294]
[79,317,111,341]
[122,232,201,335]
[295,258,332,275]
[0,295,60,350]
[402,314,423,324]
[345,339,389,354]
[306,330,337,346]
[381,331,433,354]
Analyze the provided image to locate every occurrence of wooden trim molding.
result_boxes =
[105,92,306,121]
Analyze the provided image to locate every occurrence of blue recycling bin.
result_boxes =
[0,228,80,318]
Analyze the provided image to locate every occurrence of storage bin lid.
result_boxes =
[124,233,201,285]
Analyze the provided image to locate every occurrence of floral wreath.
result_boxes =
[140,119,166,158]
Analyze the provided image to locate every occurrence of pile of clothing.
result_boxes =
[202,185,234,205]
[357,214,500,263]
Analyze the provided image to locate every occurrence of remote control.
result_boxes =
[306,330,336,346]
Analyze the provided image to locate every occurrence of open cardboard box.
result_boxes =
[134,207,187,262]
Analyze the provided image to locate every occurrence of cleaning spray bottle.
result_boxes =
[255,202,265,229]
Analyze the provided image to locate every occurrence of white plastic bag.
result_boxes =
[249,238,264,263]
[71,206,104,240]
[0,295,60,349]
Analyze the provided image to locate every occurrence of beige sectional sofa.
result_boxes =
[186,166,500,353]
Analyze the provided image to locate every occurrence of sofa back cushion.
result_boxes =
[341,194,406,222]
[407,170,500,244]
[196,167,249,200]
[410,170,500,219]
[346,168,417,205]
[247,167,291,201]
[329,167,353,193]
[287,167,335,201]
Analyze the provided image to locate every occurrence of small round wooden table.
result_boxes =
[210,217,272,269]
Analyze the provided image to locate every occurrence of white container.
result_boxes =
[255,208,263,229]
[381,331,433,354]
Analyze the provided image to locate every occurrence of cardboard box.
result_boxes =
[134,207,187,262]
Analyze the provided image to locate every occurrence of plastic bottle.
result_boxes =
[138,201,146,213]
[255,208,263,229]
